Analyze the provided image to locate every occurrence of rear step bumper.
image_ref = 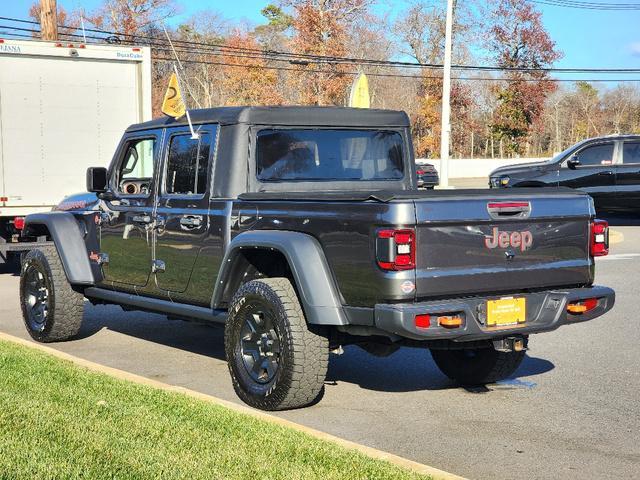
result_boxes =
[374,285,615,342]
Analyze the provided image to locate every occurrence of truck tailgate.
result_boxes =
[413,191,594,299]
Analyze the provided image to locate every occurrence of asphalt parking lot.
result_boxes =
[1,213,639,480]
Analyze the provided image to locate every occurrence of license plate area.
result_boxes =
[486,297,526,326]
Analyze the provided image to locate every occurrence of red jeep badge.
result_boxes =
[485,227,533,252]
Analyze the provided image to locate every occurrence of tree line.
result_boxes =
[30,0,640,159]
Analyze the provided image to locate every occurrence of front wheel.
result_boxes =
[431,345,525,385]
[224,278,328,410]
[20,247,84,342]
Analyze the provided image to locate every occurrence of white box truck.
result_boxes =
[0,38,152,262]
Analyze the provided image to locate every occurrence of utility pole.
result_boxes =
[439,0,454,188]
[40,0,58,41]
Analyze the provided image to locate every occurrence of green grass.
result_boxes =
[0,340,430,480]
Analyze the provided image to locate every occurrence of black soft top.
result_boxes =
[126,106,410,132]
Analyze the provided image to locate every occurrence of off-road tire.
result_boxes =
[20,247,84,342]
[225,278,329,410]
[431,346,525,385]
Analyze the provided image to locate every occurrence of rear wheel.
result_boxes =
[431,346,525,385]
[225,278,328,410]
[19,247,84,342]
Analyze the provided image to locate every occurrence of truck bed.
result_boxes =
[236,187,594,305]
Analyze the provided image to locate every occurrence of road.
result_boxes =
[0,219,639,480]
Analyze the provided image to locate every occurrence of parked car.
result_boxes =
[416,163,439,189]
[489,134,640,212]
[19,106,614,411]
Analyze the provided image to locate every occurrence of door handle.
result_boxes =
[598,171,613,175]
[179,215,203,228]
[132,214,152,224]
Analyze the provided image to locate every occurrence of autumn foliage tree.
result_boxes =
[287,0,371,105]
[488,0,561,154]
[221,32,284,106]
[395,1,475,158]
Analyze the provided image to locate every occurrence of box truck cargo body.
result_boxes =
[0,39,151,261]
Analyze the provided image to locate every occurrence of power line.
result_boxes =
[154,55,640,82]
[531,0,640,9]
[2,25,636,82]
[2,17,640,86]
[534,0,640,9]
[2,16,640,76]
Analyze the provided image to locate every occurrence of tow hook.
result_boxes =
[493,336,528,353]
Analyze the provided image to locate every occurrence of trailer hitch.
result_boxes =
[493,336,528,353]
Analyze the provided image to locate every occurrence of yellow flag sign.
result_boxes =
[349,73,370,109]
[161,73,186,119]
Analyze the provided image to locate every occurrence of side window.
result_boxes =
[165,133,212,195]
[117,138,155,195]
[623,142,640,165]
[574,143,614,167]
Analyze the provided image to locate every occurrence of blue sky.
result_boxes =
[4,0,639,79]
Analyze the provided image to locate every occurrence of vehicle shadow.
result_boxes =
[79,303,555,394]
[0,261,20,276]
[77,304,228,361]
[326,345,555,393]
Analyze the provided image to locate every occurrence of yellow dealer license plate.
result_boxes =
[486,297,526,326]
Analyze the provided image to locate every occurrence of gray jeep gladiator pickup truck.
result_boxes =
[19,106,615,410]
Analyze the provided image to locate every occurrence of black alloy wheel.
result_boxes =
[22,263,50,333]
[239,307,282,384]
[19,247,84,342]
[224,278,329,410]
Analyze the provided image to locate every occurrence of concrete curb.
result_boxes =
[0,331,467,480]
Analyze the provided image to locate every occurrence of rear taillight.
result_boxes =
[376,228,415,271]
[590,219,609,257]
[415,314,431,329]
[416,170,426,175]
[13,217,25,230]
[567,298,599,314]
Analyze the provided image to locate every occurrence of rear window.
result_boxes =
[256,129,404,182]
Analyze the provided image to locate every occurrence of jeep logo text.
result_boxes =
[484,227,532,252]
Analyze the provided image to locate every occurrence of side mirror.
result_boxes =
[86,167,108,193]
[567,156,581,169]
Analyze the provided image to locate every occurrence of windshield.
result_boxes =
[256,129,404,182]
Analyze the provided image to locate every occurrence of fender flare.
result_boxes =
[212,230,347,325]
[23,212,94,285]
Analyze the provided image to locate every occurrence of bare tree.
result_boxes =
[89,0,179,36]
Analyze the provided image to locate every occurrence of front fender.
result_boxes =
[212,230,347,325]
[23,212,94,285]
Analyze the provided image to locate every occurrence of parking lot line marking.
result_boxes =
[0,331,467,480]
[495,378,537,389]
[596,253,640,261]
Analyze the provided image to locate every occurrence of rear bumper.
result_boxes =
[374,285,615,342]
